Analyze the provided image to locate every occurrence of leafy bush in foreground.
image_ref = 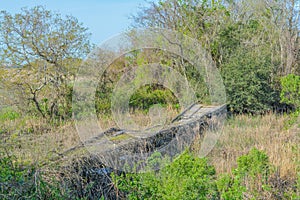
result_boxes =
[113,148,298,200]
[113,151,218,200]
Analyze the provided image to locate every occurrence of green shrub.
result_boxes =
[280,74,300,127]
[0,150,65,199]
[0,151,35,199]
[235,148,270,179]
[114,148,294,199]
[280,74,300,109]
[113,151,218,200]
[235,148,272,198]
[0,107,20,121]
[129,84,178,112]
[222,47,278,114]
[216,173,245,200]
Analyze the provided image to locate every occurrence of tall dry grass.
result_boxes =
[2,109,298,179]
[98,104,179,130]
[202,113,299,178]
[1,118,79,167]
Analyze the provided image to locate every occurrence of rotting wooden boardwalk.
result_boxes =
[55,104,227,200]
[63,104,227,160]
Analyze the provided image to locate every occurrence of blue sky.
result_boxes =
[0,0,154,44]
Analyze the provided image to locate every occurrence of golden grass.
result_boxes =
[202,113,299,178]
[2,109,298,181]
[98,105,179,130]
[1,119,80,166]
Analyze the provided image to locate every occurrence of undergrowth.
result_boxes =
[0,108,299,199]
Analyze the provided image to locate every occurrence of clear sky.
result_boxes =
[0,0,154,45]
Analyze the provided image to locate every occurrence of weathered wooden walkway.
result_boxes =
[63,104,226,167]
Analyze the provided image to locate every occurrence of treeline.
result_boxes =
[131,0,300,114]
[0,0,299,120]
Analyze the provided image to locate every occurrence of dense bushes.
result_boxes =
[113,152,218,199]
[113,148,299,200]
[221,47,278,114]
[129,84,178,111]
[0,151,49,199]
[280,74,300,110]
[214,19,280,114]
[0,149,74,200]
[133,0,300,114]
[280,74,300,126]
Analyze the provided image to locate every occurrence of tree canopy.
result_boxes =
[132,0,300,113]
[0,6,91,119]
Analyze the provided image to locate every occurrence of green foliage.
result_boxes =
[95,96,112,115]
[216,174,245,200]
[0,150,67,199]
[232,148,272,199]
[158,152,217,200]
[114,151,218,200]
[235,148,270,179]
[129,84,178,111]
[0,150,36,199]
[0,153,25,184]
[221,45,278,114]
[0,6,91,121]
[280,74,300,109]
[114,148,296,199]
[0,107,20,121]
[292,173,300,199]
[216,148,272,199]
[217,18,279,114]
[135,0,293,114]
[1,147,297,199]
[280,74,300,127]
[95,80,114,115]
[0,107,22,135]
